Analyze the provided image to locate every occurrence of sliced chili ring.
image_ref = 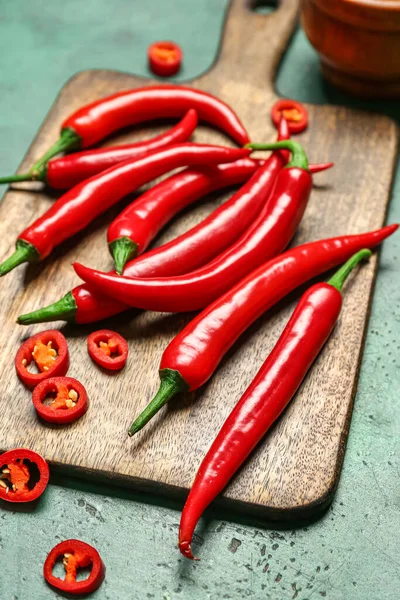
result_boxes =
[87,329,128,371]
[15,329,69,389]
[271,99,308,134]
[148,41,183,77]
[32,377,88,425]
[43,539,105,595]
[0,448,49,503]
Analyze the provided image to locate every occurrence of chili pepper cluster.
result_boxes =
[0,83,397,586]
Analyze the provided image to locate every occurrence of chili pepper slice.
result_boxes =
[32,377,88,424]
[0,143,250,277]
[73,140,312,313]
[124,223,396,435]
[179,249,372,559]
[17,159,333,326]
[88,330,128,370]
[148,41,183,77]
[271,99,308,134]
[0,85,250,181]
[0,448,49,503]
[43,539,105,595]
[15,329,69,389]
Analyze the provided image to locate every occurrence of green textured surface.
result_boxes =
[0,2,399,599]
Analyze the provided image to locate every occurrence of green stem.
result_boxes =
[0,240,40,277]
[328,249,372,292]
[245,140,309,170]
[28,127,81,176]
[109,237,139,275]
[17,291,77,325]
[128,368,189,436]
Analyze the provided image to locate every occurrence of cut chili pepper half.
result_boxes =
[271,99,308,134]
[15,330,69,389]
[87,329,128,371]
[148,41,183,77]
[43,539,105,595]
[0,448,49,503]
[32,377,88,425]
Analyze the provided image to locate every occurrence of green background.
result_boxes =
[0,1,399,599]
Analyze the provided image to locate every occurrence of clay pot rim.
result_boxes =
[309,0,400,31]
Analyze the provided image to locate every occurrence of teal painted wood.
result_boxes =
[0,3,399,599]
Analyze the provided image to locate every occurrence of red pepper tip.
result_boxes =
[178,540,199,561]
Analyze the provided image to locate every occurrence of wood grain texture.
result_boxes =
[0,0,397,519]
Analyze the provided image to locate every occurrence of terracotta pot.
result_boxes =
[300,0,400,98]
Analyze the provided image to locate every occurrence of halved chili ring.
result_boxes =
[148,40,183,77]
[32,377,88,425]
[87,329,128,371]
[271,99,308,134]
[0,448,49,503]
[43,539,105,595]
[15,329,69,389]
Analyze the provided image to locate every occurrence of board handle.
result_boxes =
[197,0,299,91]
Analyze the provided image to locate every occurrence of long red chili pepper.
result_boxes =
[7,85,250,180]
[73,140,313,311]
[0,144,250,277]
[107,116,291,273]
[179,249,372,559]
[0,110,198,187]
[121,224,396,435]
[17,159,333,326]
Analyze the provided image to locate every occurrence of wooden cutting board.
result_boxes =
[0,0,397,520]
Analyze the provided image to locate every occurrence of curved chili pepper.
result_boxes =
[73,140,313,312]
[0,110,198,187]
[17,160,333,326]
[179,249,372,559]
[124,223,396,435]
[88,330,128,371]
[148,41,183,77]
[43,539,105,595]
[271,99,308,134]
[10,85,250,179]
[0,144,250,277]
[32,377,88,424]
[107,116,291,273]
[0,448,50,503]
[15,329,69,389]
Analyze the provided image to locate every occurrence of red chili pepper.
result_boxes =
[73,140,313,312]
[15,330,69,389]
[0,448,49,503]
[271,99,308,134]
[106,116,291,273]
[4,85,250,180]
[87,330,128,371]
[32,377,88,424]
[122,224,397,435]
[17,159,332,326]
[43,539,105,595]
[0,144,250,277]
[0,110,198,187]
[148,41,183,77]
[179,249,372,559]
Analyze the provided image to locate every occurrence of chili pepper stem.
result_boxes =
[0,240,40,276]
[128,368,189,436]
[29,128,81,176]
[245,140,309,171]
[109,237,139,275]
[328,249,372,291]
[18,291,77,325]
